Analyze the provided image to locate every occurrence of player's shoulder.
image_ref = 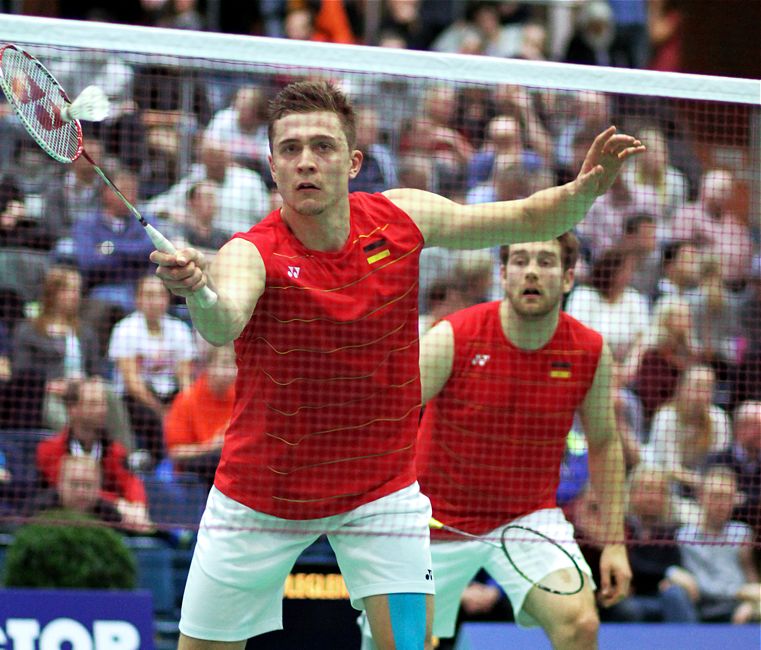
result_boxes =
[445,301,499,331]
[559,311,605,351]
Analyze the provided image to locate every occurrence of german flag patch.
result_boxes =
[364,237,390,264]
[550,361,572,379]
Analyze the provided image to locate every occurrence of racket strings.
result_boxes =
[0,46,81,162]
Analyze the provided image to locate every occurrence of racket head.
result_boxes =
[0,44,83,163]
[500,524,586,596]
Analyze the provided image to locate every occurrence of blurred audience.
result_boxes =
[671,169,753,287]
[145,135,269,234]
[35,377,152,533]
[348,105,398,193]
[563,0,616,67]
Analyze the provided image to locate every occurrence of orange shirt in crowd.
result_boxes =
[164,373,235,452]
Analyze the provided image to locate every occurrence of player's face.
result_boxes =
[269,111,362,218]
[502,240,573,319]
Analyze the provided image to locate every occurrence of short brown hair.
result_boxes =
[499,232,580,272]
[268,80,357,151]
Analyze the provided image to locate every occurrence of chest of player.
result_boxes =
[450,346,595,416]
[258,242,420,329]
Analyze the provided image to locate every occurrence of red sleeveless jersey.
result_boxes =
[215,193,424,519]
[417,301,603,535]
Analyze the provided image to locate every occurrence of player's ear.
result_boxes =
[268,154,277,184]
[563,267,575,294]
[348,149,363,179]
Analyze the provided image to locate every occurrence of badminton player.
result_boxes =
[152,80,643,649]
[411,233,630,650]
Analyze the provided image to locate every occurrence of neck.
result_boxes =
[280,198,351,252]
[500,300,560,351]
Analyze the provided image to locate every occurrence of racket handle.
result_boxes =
[145,223,218,309]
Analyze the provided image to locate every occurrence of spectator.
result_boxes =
[28,455,122,525]
[620,125,688,236]
[180,181,229,255]
[467,113,549,191]
[465,0,525,58]
[492,85,553,166]
[10,266,130,446]
[688,258,743,399]
[565,247,651,363]
[670,169,754,286]
[706,401,761,536]
[647,0,685,72]
[379,0,442,50]
[516,20,548,61]
[670,467,760,623]
[284,0,355,44]
[606,466,696,622]
[655,240,702,306]
[204,86,271,177]
[108,275,195,467]
[554,91,611,180]
[623,297,697,428]
[145,135,269,235]
[609,0,649,69]
[563,0,616,66]
[0,176,53,251]
[43,138,104,237]
[399,84,474,199]
[619,211,660,299]
[644,364,731,525]
[72,164,155,313]
[734,258,761,407]
[35,377,152,532]
[164,344,236,488]
[150,0,205,30]
[348,105,398,194]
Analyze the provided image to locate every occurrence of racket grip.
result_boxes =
[145,223,218,309]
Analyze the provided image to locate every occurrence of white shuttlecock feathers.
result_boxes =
[61,85,110,122]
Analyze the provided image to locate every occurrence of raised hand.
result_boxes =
[575,126,646,198]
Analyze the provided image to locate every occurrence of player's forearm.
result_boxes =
[187,289,251,346]
[522,180,596,241]
[587,435,627,544]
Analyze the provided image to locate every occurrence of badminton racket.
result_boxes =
[0,43,217,308]
[430,517,585,596]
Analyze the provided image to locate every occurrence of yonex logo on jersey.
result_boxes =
[425,569,433,581]
[287,266,301,278]
[471,354,490,367]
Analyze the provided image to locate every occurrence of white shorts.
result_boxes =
[179,483,434,642]
[431,508,594,638]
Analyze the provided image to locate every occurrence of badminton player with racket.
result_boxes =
[405,232,631,649]
[149,77,642,649]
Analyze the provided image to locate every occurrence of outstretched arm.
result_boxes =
[151,237,265,346]
[385,126,645,249]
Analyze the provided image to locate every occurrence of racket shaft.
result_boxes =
[144,225,218,308]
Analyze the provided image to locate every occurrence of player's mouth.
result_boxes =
[522,287,542,297]
[296,181,320,191]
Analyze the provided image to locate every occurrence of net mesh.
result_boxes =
[0,16,759,628]
[0,45,82,163]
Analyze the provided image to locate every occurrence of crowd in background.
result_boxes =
[0,0,758,630]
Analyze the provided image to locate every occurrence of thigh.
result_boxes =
[429,541,487,639]
[329,483,435,610]
[484,508,595,628]
[180,487,319,642]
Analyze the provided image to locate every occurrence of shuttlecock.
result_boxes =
[61,85,110,122]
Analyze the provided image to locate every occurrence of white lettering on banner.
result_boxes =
[0,619,140,650]
[39,619,92,650]
[4,619,40,650]
[94,621,140,650]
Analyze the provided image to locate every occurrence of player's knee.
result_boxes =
[548,604,599,650]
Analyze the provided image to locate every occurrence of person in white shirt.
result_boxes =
[108,275,196,466]
[144,136,269,235]
[565,247,650,363]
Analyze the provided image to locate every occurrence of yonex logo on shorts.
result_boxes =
[425,569,433,581]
